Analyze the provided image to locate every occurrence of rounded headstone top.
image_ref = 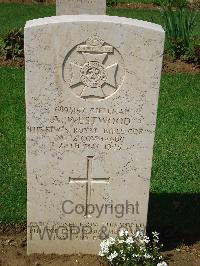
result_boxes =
[25,15,164,34]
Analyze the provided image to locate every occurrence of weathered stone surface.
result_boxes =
[25,15,165,254]
[56,0,106,15]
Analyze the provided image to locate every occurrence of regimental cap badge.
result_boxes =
[63,35,125,100]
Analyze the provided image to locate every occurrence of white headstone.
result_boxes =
[25,15,164,255]
[56,0,106,15]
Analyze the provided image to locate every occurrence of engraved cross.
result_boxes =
[69,156,110,217]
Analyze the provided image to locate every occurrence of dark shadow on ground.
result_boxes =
[147,193,200,250]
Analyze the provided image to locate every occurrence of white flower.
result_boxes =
[119,229,125,237]
[126,236,134,244]
[118,239,125,244]
[139,235,150,245]
[132,253,139,258]
[143,236,150,244]
[124,230,129,236]
[152,231,159,238]
[144,253,152,259]
[99,251,104,256]
[119,229,128,237]
[100,238,111,248]
[134,231,140,238]
[108,237,115,245]
[153,232,159,241]
[157,262,168,266]
[107,251,118,261]
[100,240,110,254]
[100,246,109,254]
[134,230,144,240]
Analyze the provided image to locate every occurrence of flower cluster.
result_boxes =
[99,229,167,266]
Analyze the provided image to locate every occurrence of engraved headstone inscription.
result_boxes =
[56,0,106,15]
[25,15,165,254]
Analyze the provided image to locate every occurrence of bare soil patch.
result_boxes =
[0,224,106,266]
[162,55,200,73]
[1,56,199,74]
[0,58,24,67]
[164,243,200,266]
[0,224,200,266]
[0,233,107,266]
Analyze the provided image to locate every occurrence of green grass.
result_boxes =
[107,8,162,24]
[108,8,200,36]
[0,68,26,222]
[0,3,55,36]
[0,3,199,37]
[152,74,200,193]
[0,67,199,223]
[150,74,200,236]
